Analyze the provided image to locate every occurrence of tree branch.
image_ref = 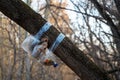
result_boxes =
[114,0,120,14]
[106,68,120,74]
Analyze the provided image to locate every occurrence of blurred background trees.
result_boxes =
[0,0,120,80]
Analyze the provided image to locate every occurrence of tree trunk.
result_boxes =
[0,0,112,80]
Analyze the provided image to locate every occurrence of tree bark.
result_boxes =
[0,0,112,80]
[114,0,120,14]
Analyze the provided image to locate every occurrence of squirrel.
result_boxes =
[31,36,58,67]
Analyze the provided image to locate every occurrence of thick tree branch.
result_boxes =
[114,0,120,14]
[0,0,112,80]
[103,6,120,21]
[106,68,120,74]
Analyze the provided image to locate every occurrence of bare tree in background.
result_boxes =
[45,0,120,80]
